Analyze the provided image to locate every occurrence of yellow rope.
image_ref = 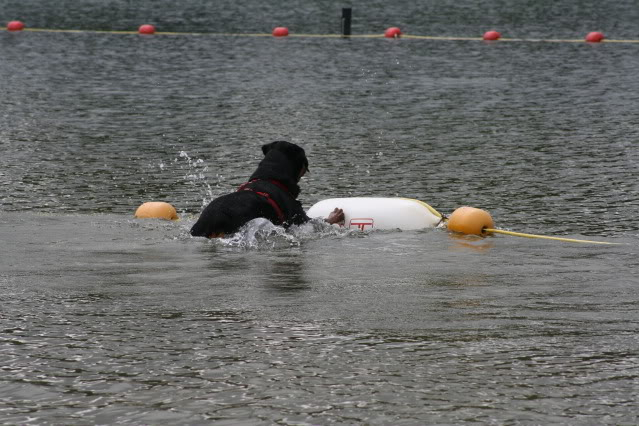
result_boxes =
[484,228,621,245]
[440,216,619,245]
[400,198,443,219]
[23,28,140,34]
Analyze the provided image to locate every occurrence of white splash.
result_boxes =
[216,218,350,250]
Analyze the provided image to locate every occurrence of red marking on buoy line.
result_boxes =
[272,27,289,37]
[134,202,179,220]
[585,31,604,42]
[384,27,402,38]
[7,21,25,31]
[349,218,374,231]
[138,24,156,35]
[483,30,501,41]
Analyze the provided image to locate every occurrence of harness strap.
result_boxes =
[255,191,286,223]
[237,179,291,195]
[266,179,291,194]
[237,180,286,224]
[237,180,253,192]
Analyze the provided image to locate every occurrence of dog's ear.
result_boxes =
[261,142,278,155]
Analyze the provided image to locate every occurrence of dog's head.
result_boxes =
[261,141,309,179]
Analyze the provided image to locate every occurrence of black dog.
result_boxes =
[190,141,343,238]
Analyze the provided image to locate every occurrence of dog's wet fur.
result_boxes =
[190,141,310,238]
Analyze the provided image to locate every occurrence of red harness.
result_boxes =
[237,179,288,224]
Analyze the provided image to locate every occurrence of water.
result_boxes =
[2,1,639,424]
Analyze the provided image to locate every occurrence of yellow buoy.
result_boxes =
[447,206,494,236]
[134,202,179,220]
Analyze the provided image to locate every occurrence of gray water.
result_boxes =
[1,1,639,424]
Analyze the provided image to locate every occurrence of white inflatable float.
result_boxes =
[307,197,443,231]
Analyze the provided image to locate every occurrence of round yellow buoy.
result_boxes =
[447,206,494,236]
[134,202,178,220]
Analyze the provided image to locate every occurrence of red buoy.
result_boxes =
[138,24,156,35]
[272,27,289,37]
[384,27,402,38]
[483,30,501,41]
[585,31,604,42]
[7,20,25,31]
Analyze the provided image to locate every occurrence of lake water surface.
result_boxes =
[1,1,638,424]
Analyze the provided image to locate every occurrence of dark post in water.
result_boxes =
[341,8,352,36]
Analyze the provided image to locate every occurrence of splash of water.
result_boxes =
[176,150,218,208]
[216,218,350,250]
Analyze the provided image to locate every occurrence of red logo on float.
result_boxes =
[349,218,374,231]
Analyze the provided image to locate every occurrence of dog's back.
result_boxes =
[190,191,276,237]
